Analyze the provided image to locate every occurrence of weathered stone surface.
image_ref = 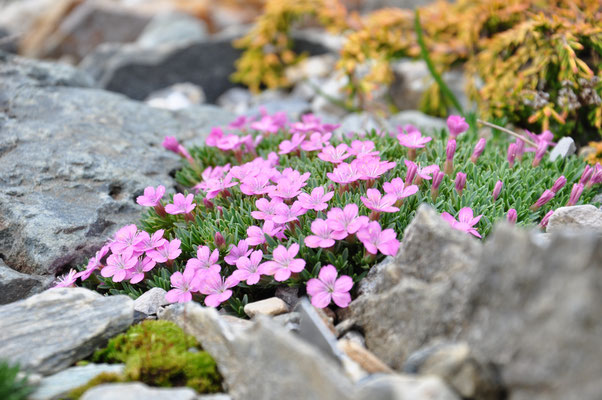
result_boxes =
[0,288,133,375]
[0,259,53,304]
[137,11,208,49]
[80,382,205,400]
[548,137,576,161]
[355,374,460,400]
[403,342,504,400]
[160,303,355,400]
[31,363,125,400]
[546,205,602,233]
[0,53,234,275]
[134,287,169,315]
[338,339,393,374]
[243,297,289,318]
[338,112,390,136]
[146,82,206,110]
[388,110,446,134]
[462,225,602,400]
[344,205,482,369]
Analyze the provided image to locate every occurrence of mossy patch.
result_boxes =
[70,320,222,398]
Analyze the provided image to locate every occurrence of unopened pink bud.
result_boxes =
[405,162,418,185]
[431,171,444,190]
[515,138,525,160]
[162,136,180,153]
[539,209,554,228]
[470,138,486,163]
[531,189,555,211]
[551,176,566,193]
[589,164,602,186]
[203,198,214,209]
[567,183,584,206]
[455,172,466,195]
[214,232,225,249]
[446,139,457,161]
[579,165,593,185]
[532,142,547,167]
[492,180,503,201]
[507,208,517,224]
[507,143,517,167]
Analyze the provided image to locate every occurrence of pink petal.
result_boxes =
[458,207,474,223]
[289,259,306,273]
[273,269,292,282]
[318,265,338,286]
[331,291,351,308]
[304,236,323,248]
[306,278,328,297]
[334,275,353,292]
[310,291,332,308]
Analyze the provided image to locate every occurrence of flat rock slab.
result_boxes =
[0,287,133,375]
[0,53,234,275]
[0,259,53,304]
[80,382,229,400]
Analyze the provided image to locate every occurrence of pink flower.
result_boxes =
[214,232,226,249]
[301,132,331,151]
[525,129,554,150]
[532,141,547,167]
[78,244,110,281]
[431,171,444,190]
[471,138,487,163]
[165,266,202,303]
[216,134,241,151]
[492,180,503,201]
[128,257,156,284]
[507,143,517,167]
[397,130,432,149]
[54,269,79,288]
[224,240,252,266]
[110,224,142,254]
[454,172,467,195]
[383,178,418,200]
[539,209,554,227]
[233,250,264,285]
[162,136,180,153]
[250,114,283,133]
[507,208,518,224]
[441,207,482,238]
[405,160,417,184]
[205,175,238,199]
[246,221,285,246]
[551,176,567,193]
[349,140,379,159]
[446,139,457,161]
[413,163,440,181]
[306,265,353,308]
[355,157,396,180]
[147,239,182,263]
[447,115,469,138]
[136,185,166,207]
[304,218,346,248]
[165,193,196,215]
[356,221,400,256]
[261,243,306,281]
[531,189,555,210]
[206,127,224,147]
[102,249,137,282]
[327,163,361,184]
[240,174,272,196]
[268,176,308,200]
[278,133,306,155]
[326,204,369,237]
[297,187,334,211]
[273,201,308,224]
[251,198,283,221]
[567,183,584,206]
[579,165,594,185]
[318,144,351,164]
[360,188,399,213]
[186,246,221,275]
[200,271,240,307]
[134,229,167,252]
[589,163,602,186]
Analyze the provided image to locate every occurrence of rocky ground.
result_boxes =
[1,1,602,399]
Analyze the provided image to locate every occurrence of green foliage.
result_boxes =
[90,320,222,394]
[67,372,126,400]
[0,361,35,400]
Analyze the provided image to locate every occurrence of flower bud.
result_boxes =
[446,115,469,138]
[492,180,503,201]
[446,139,457,161]
[507,208,517,224]
[551,176,566,193]
[530,189,555,211]
[532,141,547,167]
[579,165,593,185]
[539,209,554,228]
[567,183,584,206]
[470,138,487,163]
[162,136,180,153]
[454,172,467,195]
[507,143,517,167]
[214,231,226,249]
[405,161,418,185]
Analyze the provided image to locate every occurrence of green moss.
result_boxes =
[90,320,222,394]
[66,372,125,399]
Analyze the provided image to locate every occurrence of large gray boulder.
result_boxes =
[0,53,234,275]
[160,303,355,400]
[0,259,53,304]
[0,287,133,375]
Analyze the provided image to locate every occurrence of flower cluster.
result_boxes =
[70,112,600,315]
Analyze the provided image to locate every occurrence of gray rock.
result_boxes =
[311,75,351,117]
[160,302,355,400]
[296,298,345,363]
[344,205,482,369]
[80,382,199,400]
[338,112,390,136]
[285,54,337,84]
[462,225,602,400]
[134,287,168,315]
[0,259,53,305]
[0,53,234,275]
[243,297,289,318]
[247,97,311,121]
[388,111,446,135]
[546,205,602,233]
[548,137,576,161]
[31,363,125,400]
[146,82,206,110]
[274,285,301,308]
[355,374,460,400]
[0,288,133,375]
[137,11,208,49]
[403,342,504,400]
[216,87,252,115]
[272,311,300,332]
[33,1,152,60]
